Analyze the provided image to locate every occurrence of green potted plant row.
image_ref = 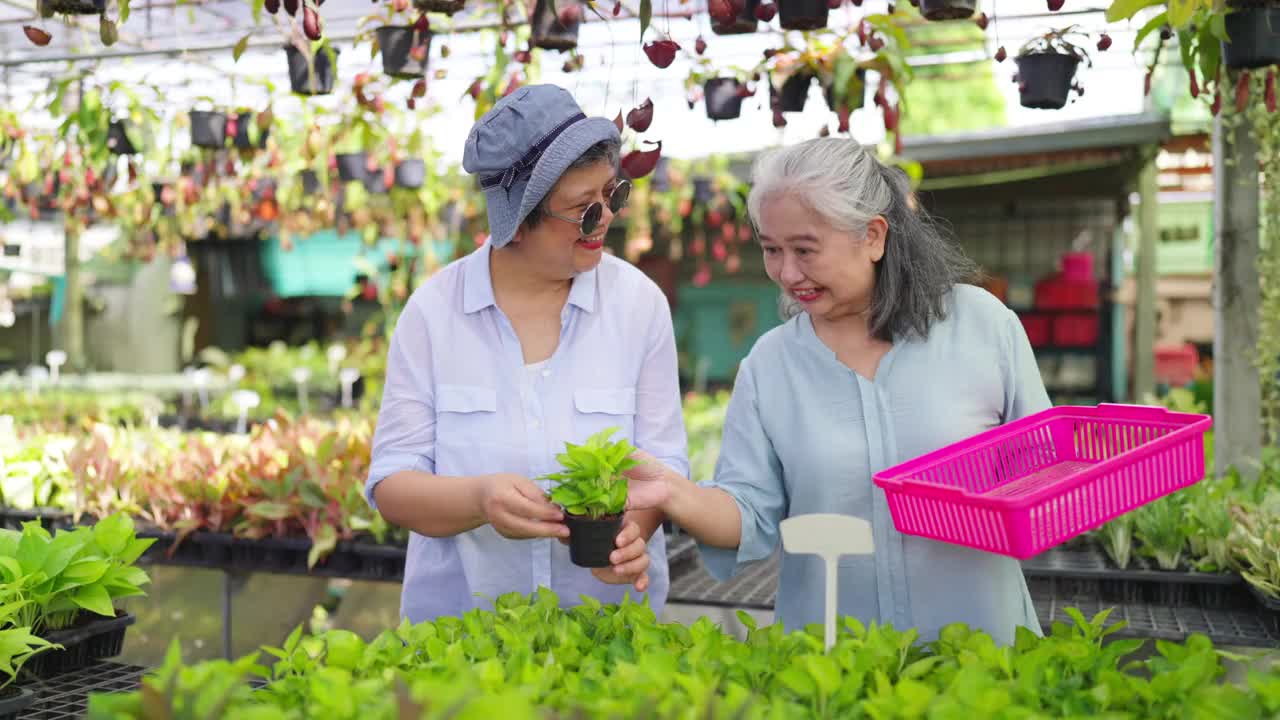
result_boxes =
[540,427,642,568]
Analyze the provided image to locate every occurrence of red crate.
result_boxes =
[1155,344,1199,387]
[1019,313,1051,347]
[1052,312,1099,347]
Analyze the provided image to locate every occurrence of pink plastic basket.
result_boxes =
[872,404,1212,559]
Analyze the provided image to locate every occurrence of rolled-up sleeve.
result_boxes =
[366,298,436,510]
[634,286,690,480]
[698,359,787,582]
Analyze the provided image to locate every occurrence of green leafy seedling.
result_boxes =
[539,427,641,519]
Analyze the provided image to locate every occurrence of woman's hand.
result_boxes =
[478,473,569,540]
[590,518,652,592]
[623,449,671,511]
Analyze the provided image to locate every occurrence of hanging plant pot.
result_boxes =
[778,0,828,30]
[777,72,814,113]
[531,0,582,51]
[564,513,623,568]
[712,0,760,35]
[336,153,368,182]
[231,112,269,150]
[1015,53,1080,109]
[376,25,432,79]
[693,176,714,204]
[189,110,227,149]
[704,78,746,120]
[42,0,105,14]
[300,170,321,195]
[1222,5,1280,70]
[823,68,867,111]
[284,44,339,95]
[364,168,390,194]
[107,120,138,155]
[395,159,426,189]
[917,0,976,21]
[413,0,466,14]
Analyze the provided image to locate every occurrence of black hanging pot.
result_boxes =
[395,159,426,189]
[1222,5,1280,69]
[918,0,976,21]
[778,0,828,30]
[712,0,760,35]
[823,68,867,111]
[299,170,321,195]
[42,0,105,14]
[189,110,227,149]
[531,0,582,51]
[284,44,339,96]
[107,120,138,155]
[564,513,623,568]
[1014,53,1079,109]
[704,78,746,120]
[777,72,814,113]
[336,152,368,182]
[413,0,466,13]
[231,112,269,150]
[693,177,714,204]
[376,25,432,79]
[364,168,390,194]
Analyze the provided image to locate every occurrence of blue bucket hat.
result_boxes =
[462,84,620,249]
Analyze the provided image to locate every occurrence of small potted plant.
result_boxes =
[38,0,104,14]
[229,109,270,150]
[284,40,340,95]
[188,101,228,149]
[539,427,642,568]
[1221,0,1280,69]
[531,0,585,51]
[414,0,465,14]
[917,0,975,21]
[778,0,828,31]
[711,0,761,35]
[373,8,432,79]
[1015,27,1091,109]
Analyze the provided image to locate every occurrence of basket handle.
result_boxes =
[1093,403,1190,421]
[899,478,968,496]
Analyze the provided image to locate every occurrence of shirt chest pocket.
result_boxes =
[435,384,500,448]
[572,388,636,443]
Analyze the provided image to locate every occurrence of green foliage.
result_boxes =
[0,595,59,690]
[540,427,639,519]
[85,590,1280,720]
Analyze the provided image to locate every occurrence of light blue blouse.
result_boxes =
[699,285,1049,645]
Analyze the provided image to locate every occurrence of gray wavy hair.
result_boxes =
[746,138,978,342]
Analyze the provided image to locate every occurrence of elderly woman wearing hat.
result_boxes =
[365,85,688,623]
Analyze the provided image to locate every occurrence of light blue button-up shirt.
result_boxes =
[366,241,689,623]
[699,285,1049,645]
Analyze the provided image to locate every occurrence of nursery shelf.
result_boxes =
[19,661,147,720]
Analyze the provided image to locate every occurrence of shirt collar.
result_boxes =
[463,239,599,314]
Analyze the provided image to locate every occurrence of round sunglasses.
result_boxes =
[546,180,631,237]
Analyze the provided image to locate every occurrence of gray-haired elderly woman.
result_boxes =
[625,138,1050,644]
[366,85,688,623]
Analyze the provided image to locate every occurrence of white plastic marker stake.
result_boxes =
[327,344,347,376]
[228,364,246,385]
[231,389,260,435]
[292,367,311,415]
[339,368,360,409]
[779,514,875,653]
[27,366,48,394]
[181,366,196,412]
[45,350,66,385]
[192,368,211,413]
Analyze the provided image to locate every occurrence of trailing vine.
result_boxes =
[1246,77,1280,446]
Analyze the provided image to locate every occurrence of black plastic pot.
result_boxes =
[395,159,426,188]
[376,25,432,79]
[43,0,105,14]
[364,167,390,194]
[231,112,269,150]
[564,513,623,568]
[712,0,760,35]
[285,44,339,96]
[1222,5,1280,69]
[24,612,136,680]
[300,169,321,195]
[778,0,828,30]
[107,120,138,155]
[777,72,814,112]
[336,152,368,182]
[531,0,582,51]
[823,69,867,111]
[189,110,227,149]
[0,506,73,531]
[693,176,714,204]
[918,0,976,20]
[704,78,746,120]
[0,686,34,720]
[1250,585,1280,634]
[414,0,466,13]
[1015,53,1079,110]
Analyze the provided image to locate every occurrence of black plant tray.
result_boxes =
[19,661,146,720]
[0,686,35,720]
[1022,546,1252,610]
[1248,585,1280,634]
[157,413,263,434]
[23,612,136,680]
[0,506,74,532]
[138,529,407,582]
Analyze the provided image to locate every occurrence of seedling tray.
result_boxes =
[0,506,74,532]
[1033,594,1279,648]
[874,404,1212,559]
[19,661,146,720]
[138,530,407,581]
[1248,585,1280,635]
[0,686,35,720]
[1022,546,1253,610]
[23,612,136,680]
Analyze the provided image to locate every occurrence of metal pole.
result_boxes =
[223,569,233,660]
[1132,153,1158,401]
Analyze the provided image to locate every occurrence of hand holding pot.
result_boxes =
[479,472,570,540]
[588,518,652,592]
[621,448,671,511]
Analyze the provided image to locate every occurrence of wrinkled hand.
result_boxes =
[622,449,670,511]
[589,519,652,592]
[479,473,569,540]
